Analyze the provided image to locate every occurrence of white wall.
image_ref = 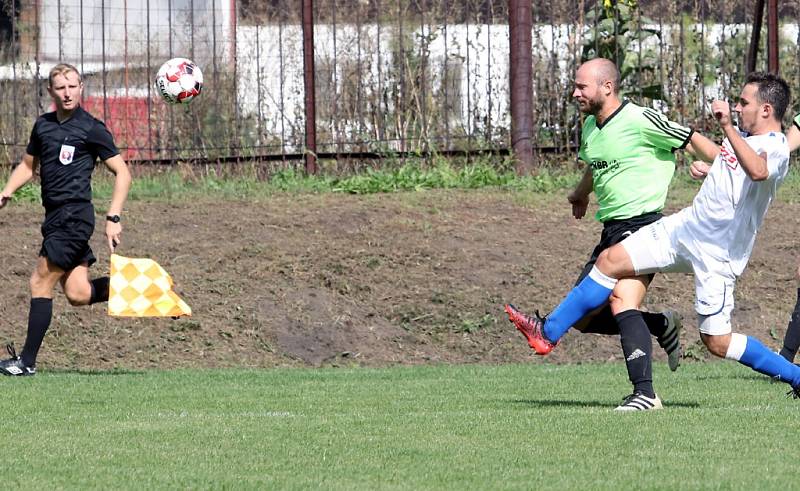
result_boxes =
[236,23,514,140]
[38,0,234,68]
[235,22,800,146]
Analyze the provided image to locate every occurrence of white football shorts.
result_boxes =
[620,212,736,336]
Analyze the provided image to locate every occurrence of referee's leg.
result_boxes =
[61,264,91,305]
[20,257,64,368]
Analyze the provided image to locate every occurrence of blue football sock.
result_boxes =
[543,267,617,342]
[736,335,800,387]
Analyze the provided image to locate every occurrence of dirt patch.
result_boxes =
[0,189,798,370]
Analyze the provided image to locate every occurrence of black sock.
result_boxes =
[21,297,53,367]
[615,310,655,398]
[89,277,110,304]
[780,288,800,363]
[586,310,669,339]
[642,311,667,338]
[580,306,620,335]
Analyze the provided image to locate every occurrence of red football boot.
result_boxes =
[504,304,557,355]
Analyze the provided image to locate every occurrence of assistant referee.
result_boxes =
[0,63,131,375]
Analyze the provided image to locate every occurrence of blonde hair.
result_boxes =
[48,63,82,86]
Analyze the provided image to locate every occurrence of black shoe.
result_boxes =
[658,311,682,372]
[0,344,35,376]
[789,386,800,399]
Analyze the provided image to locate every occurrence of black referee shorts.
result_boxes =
[575,211,663,285]
[39,202,97,271]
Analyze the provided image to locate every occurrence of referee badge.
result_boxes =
[59,144,75,165]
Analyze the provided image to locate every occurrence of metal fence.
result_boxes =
[1,0,799,167]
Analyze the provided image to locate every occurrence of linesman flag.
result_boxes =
[108,254,192,317]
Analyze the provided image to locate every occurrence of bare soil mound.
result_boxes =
[1,189,798,370]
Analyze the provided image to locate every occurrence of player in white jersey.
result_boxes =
[506,72,800,403]
[778,114,800,364]
[625,125,788,336]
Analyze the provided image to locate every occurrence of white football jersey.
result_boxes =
[682,130,789,275]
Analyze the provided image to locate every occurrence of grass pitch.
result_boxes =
[3,362,799,489]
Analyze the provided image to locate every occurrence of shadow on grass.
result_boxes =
[510,399,701,408]
[510,399,609,408]
[694,372,783,384]
[45,368,146,376]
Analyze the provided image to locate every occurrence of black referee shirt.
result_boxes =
[26,106,119,211]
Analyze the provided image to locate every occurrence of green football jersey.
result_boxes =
[579,101,692,222]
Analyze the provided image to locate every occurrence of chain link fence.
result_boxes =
[1,0,799,166]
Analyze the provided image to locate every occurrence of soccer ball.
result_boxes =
[154,57,203,104]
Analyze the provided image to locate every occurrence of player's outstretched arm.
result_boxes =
[787,125,800,153]
[0,154,38,209]
[102,154,132,252]
[685,132,719,163]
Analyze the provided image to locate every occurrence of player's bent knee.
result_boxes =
[65,287,91,306]
[30,274,56,297]
[596,245,631,278]
[596,248,611,267]
[65,295,89,306]
[608,294,625,315]
[700,334,729,358]
[595,250,617,277]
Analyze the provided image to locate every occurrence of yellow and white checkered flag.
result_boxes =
[108,254,192,317]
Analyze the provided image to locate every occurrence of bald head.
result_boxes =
[580,58,620,94]
[572,58,622,119]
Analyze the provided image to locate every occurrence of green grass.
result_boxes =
[0,161,583,203]
[3,362,799,489]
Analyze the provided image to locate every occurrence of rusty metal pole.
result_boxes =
[767,0,779,73]
[746,0,765,73]
[302,0,318,174]
[508,0,534,174]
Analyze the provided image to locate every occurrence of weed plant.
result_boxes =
[2,156,800,204]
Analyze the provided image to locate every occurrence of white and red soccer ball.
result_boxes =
[154,57,203,104]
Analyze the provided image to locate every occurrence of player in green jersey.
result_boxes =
[778,114,800,364]
[507,58,719,410]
